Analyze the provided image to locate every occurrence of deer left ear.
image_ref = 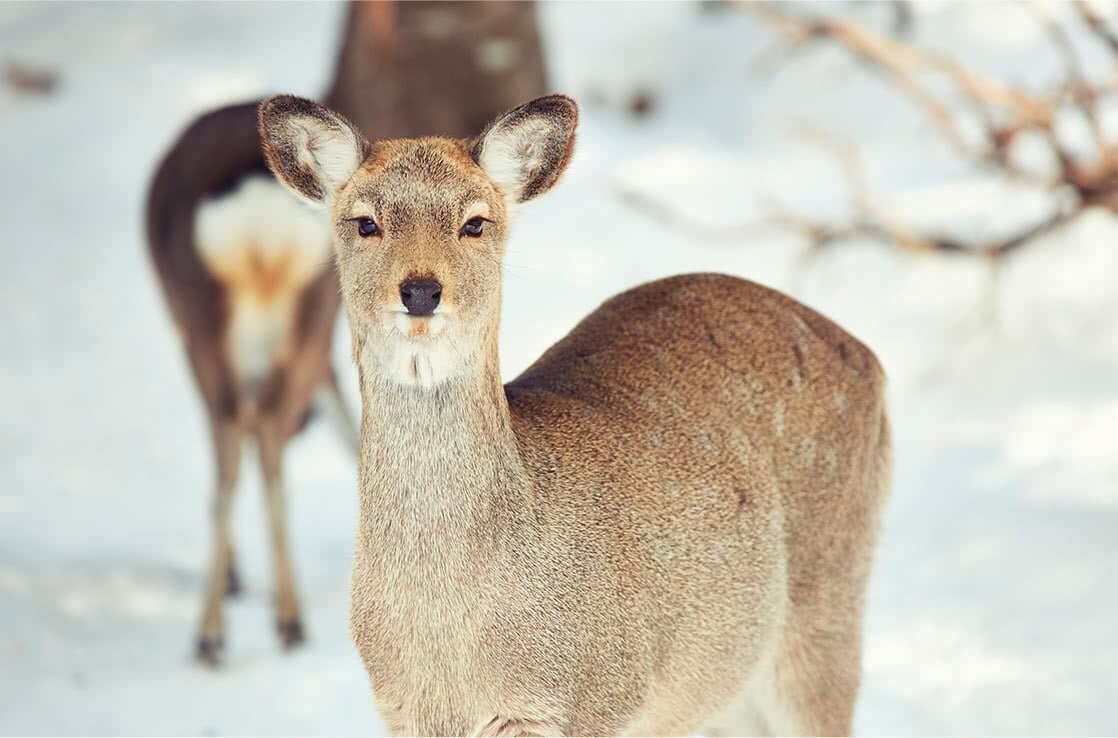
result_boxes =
[258,95,368,208]
[470,95,578,208]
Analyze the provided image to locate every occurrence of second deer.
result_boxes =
[260,94,892,736]
[145,1,550,666]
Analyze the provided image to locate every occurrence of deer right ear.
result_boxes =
[470,95,578,208]
[258,95,367,207]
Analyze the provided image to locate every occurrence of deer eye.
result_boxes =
[356,218,380,238]
[461,217,485,238]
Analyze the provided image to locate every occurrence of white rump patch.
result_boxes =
[196,174,329,269]
[195,174,333,384]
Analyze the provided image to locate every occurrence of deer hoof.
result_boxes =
[195,635,225,667]
[277,618,306,649]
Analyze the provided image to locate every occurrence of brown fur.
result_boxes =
[260,94,892,736]
[323,2,549,142]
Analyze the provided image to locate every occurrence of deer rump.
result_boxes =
[146,100,339,429]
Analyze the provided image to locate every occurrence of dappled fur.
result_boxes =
[260,94,891,736]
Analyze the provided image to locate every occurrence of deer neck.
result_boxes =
[354,324,526,532]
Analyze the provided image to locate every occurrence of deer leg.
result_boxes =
[257,419,305,649]
[196,417,242,665]
[224,545,242,597]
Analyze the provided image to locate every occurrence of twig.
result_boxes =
[1074,0,1118,55]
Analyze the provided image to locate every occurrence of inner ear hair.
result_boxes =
[471,94,578,206]
[259,95,368,206]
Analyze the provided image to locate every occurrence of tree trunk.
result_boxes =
[324,0,549,140]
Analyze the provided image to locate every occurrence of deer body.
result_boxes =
[146,101,355,663]
[261,95,891,736]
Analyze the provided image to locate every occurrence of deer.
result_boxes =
[146,100,359,665]
[258,92,893,736]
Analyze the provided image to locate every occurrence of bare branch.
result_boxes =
[763,126,1078,260]
[1032,2,1106,151]
[739,1,1083,191]
[612,186,772,245]
[738,2,1055,125]
[619,2,1118,267]
[731,2,1118,259]
[1074,0,1118,56]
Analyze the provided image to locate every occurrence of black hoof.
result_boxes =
[196,635,224,666]
[224,565,242,599]
[277,618,306,649]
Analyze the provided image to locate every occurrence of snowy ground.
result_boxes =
[1,1,1116,735]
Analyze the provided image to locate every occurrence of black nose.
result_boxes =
[400,279,442,317]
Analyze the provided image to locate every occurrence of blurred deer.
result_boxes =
[259,92,893,735]
[145,0,548,665]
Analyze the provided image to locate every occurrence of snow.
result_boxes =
[1,1,1115,735]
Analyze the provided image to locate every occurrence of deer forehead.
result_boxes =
[345,138,496,221]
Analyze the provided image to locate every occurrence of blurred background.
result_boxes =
[1,1,1116,735]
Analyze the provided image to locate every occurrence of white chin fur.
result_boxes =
[372,313,461,388]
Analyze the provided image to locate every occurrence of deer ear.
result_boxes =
[258,95,367,207]
[470,95,578,208]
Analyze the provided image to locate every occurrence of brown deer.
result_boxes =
[259,92,892,736]
[146,101,355,665]
[145,1,550,666]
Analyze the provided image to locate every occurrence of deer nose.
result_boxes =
[399,280,442,317]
